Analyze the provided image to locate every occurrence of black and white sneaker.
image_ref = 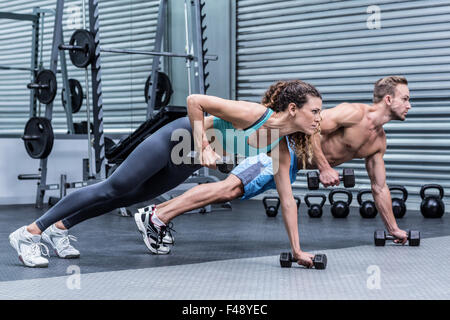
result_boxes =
[134,210,172,254]
[135,205,174,245]
[137,204,156,215]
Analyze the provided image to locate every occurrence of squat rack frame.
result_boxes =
[2,5,76,208]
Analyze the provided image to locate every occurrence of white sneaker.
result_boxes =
[9,226,49,268]
[41,224,80,259]
[134,210,172,254]
[135,205,174,245]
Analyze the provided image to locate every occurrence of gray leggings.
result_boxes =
[35,117,201,231]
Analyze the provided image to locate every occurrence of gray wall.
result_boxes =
[235,0,450,210]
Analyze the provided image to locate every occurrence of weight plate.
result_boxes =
[35,69,57,104]
[69,29,95,68]
[22,117,54,159]
[144,71,173,109]
[61,79,84,113]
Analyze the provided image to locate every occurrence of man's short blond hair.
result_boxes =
[373,76,408,103]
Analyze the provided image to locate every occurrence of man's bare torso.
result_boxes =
[303,103,386,169]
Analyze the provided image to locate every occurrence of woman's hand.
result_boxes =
[293,251,316,268]
[201,145,221,170]
[389,228,408,245]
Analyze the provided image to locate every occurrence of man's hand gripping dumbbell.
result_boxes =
[307,168,355,190]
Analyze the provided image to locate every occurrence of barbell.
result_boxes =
[59,29,218,69]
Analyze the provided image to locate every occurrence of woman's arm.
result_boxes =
[273,140,314,268]
[186,94,265,152]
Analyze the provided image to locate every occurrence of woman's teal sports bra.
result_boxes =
[212,108,283,157]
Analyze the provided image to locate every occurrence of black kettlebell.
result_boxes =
[329,189,353,218]
[262,196,280,217]
[304,193,326,218]
[357,189,378,219]
[389,185,408,218]
[420,184,445,218]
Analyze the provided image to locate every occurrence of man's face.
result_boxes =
[388,84,411,121]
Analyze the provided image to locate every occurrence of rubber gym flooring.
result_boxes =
[0,199,449,299]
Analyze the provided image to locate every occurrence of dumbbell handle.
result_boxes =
[27,83,49,89]
[308,169,355,189]
[188,151,234,173]
[284,252,324,262]
[317,174,347,183]
[58,44,86,51]
[315,171,347,182]
[385,234,410,241]
[384,230,420,241]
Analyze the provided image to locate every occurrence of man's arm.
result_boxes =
[320,103,365,134]
[365,151,408,243]
[311,132,330,171]
[310,132,338,187]
[312,103,364,186]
